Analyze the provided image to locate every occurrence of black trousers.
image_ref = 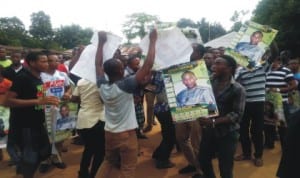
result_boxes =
[240,102,264,158]
[277,110,300,178]
[264,124,276,148]
[199,128,239,178]
[152,111,176,162]
[78,121,105,178]
[19,126,51,178]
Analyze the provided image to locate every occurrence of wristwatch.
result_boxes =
[212,119,216,128]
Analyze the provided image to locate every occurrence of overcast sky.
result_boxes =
[1,0,261,37]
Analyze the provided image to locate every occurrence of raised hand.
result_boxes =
[149,29,157,43]
[98,31,107,44]
[38,96,60,106]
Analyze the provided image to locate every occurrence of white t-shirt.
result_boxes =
[41,70,70,98]
[73,79,105,129]
[97,75,138,133]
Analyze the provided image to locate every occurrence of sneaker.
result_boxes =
[39,163,50,173]
[234,154,251,161]
[155,160,175,169]
[253,158,263,167]
[178,165,196,174]
[52,162,67,169]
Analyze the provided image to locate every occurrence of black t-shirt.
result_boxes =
[2,65,26,82]
[10,69,45,128]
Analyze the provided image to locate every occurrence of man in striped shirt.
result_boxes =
[266,56,297,150]
[266,57,297,122]
[235,62,270,167]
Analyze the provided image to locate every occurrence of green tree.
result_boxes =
[122,13,160,43]
[177,18,197,28]
[29,11,53,41]
[197,18,226,43]
[253,0,300,56]
[0,17,27,46]
[54,24,93,49]
[230,10,249,32]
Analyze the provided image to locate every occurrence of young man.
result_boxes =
[95,30,157,178]
[124,55,147,139]
[194,55,246,178]
[235,59,270,167]
[176,51,206,176]
[2,51,26,169]
[266,56,297,150]
[39,53,71,172]
[5,51,59,178]
[0,47,12,68]
[71,78,105,178]
[150,71,176,169]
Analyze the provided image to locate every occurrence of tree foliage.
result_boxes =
[197,18,226,43]
[122,13,160,43]
[54,24,93,49]
[0,17,26,46]
[177,18,197,28]
[29,11,53,41]
[229,10,249,32]
[252,0,300,56]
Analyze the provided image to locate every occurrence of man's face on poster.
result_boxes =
[182,73,197,89]
[60,106,70,118]
[250,33,263,45]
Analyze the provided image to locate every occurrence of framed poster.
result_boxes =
[226,21,278,67]
[162,60,218,123]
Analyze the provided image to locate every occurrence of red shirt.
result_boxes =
[0,78,12,94]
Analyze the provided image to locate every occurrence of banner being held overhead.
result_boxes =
[139,27,193,69]
[162,60,218,123]
[226,21,278,68]
[71,32,122,83]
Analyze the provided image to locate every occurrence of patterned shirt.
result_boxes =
[211,77,246,137]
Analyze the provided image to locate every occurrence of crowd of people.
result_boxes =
[0,28,299,178]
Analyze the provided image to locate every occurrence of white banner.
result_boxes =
[71,32,122,83]
[139,27,193,69]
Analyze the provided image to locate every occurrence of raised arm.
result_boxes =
[135,29,157,84]
[95,31,107,77]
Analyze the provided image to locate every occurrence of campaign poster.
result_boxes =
[0,106,9,148]
[43,80,77,143]
[162,60,218,123]
[266,91,285,123]
[288,90,300,114]
[226,21,278,67]
[45,102,77,143]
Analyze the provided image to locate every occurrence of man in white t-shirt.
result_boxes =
[95,30,157,178]
[39,53,71,172]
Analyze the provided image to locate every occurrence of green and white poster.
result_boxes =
[266,91,285,123]
[43,80,77,143]
[162,60,218,123]
[0,106,9,148]
[226,21,278,67]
